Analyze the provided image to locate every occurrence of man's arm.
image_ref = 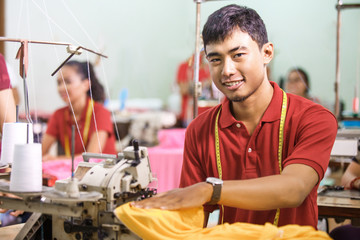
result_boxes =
[132,163,318,210]
[219,164,318,209]
[134,106,337,211]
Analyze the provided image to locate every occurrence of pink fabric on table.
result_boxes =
[148,128,186,193]
[42,155,103,180]
[156,128,186,148]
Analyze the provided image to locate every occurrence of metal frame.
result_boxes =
[193,0,203,118]
[192,0,219,118]
[334,1,360,119]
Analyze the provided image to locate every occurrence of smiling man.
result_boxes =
[134,4,337,228]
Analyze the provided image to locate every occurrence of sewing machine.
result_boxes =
[0,143,156,240]
[331,129,360,157]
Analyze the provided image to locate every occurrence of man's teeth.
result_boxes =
[224,81,241,86]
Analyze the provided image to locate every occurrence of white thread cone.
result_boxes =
[10,143,42,192]
[0,123,34,165]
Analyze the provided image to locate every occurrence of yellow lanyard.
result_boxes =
[215,90,287,226]
[64,99,93,157]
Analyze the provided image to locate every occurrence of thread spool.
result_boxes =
[0,122,34,166]
[10,143,42,192]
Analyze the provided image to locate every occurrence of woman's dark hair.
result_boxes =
[202,4,268,50]
[65,60,105,103]
[289,67,310,93]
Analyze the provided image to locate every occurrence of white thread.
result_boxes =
[60,1,123,150]
[15,1,117,154]
[60,0,99,51]
[0,123,33,165]
[86,53,102,154]
[25,0,36,125]
[54,49,87,153]
[98,58,123,150]
[36,0,119,153]
[10,143,42,192]
[41,0,87,153]
[30,0,81,45]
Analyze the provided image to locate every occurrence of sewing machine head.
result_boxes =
[53,145,155,204]
[44,144,157,239]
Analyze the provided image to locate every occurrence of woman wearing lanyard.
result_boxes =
[42,61,116,160]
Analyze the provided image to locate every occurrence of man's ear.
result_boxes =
[262,42,274,64]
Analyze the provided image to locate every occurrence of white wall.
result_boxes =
[4,0,360,114]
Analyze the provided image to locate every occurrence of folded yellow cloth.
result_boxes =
[114,203,332,240]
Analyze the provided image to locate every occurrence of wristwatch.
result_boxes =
[206,177,223,205]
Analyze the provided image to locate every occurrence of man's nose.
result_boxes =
[222,58,236,77]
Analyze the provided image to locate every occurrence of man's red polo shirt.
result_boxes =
[46,98,116,155]
[180,81,337,228]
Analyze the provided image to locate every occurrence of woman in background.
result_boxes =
[42,61,116,160]
[285,67,320,104]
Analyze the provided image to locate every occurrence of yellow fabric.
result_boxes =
[114,203,332,240]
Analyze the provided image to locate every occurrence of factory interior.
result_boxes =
[0,0,360,239]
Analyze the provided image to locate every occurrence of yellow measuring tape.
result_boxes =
[214,90,287,226]
[64,99,94,156]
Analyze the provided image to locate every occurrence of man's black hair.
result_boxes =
[202,4,268,50]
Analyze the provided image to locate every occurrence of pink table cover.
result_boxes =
[42,155,103,180]
[148,128,186,193]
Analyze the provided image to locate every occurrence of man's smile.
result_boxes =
[223,79,245,90]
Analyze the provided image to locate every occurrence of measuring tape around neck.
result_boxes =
[214,89,287,226]
[64,99,93,157]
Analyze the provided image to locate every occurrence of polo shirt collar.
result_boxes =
[219,81,283,128]
[261,81,283,123]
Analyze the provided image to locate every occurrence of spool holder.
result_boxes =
[0,37,108,124]
[334,1,360,119]
[192,0,221,118]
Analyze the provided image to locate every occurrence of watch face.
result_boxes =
[207,177,223,184]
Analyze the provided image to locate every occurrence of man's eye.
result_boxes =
[234,53,243,58]
[209,58,220,63]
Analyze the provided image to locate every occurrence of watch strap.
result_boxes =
[206,179,222,205]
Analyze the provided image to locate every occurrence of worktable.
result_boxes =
[318,190,360,226]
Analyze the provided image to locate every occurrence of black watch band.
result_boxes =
[206,177,223,205]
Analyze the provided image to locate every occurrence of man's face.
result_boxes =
[205,28,271,102]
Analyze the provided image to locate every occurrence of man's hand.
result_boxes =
[132,182,212,210]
